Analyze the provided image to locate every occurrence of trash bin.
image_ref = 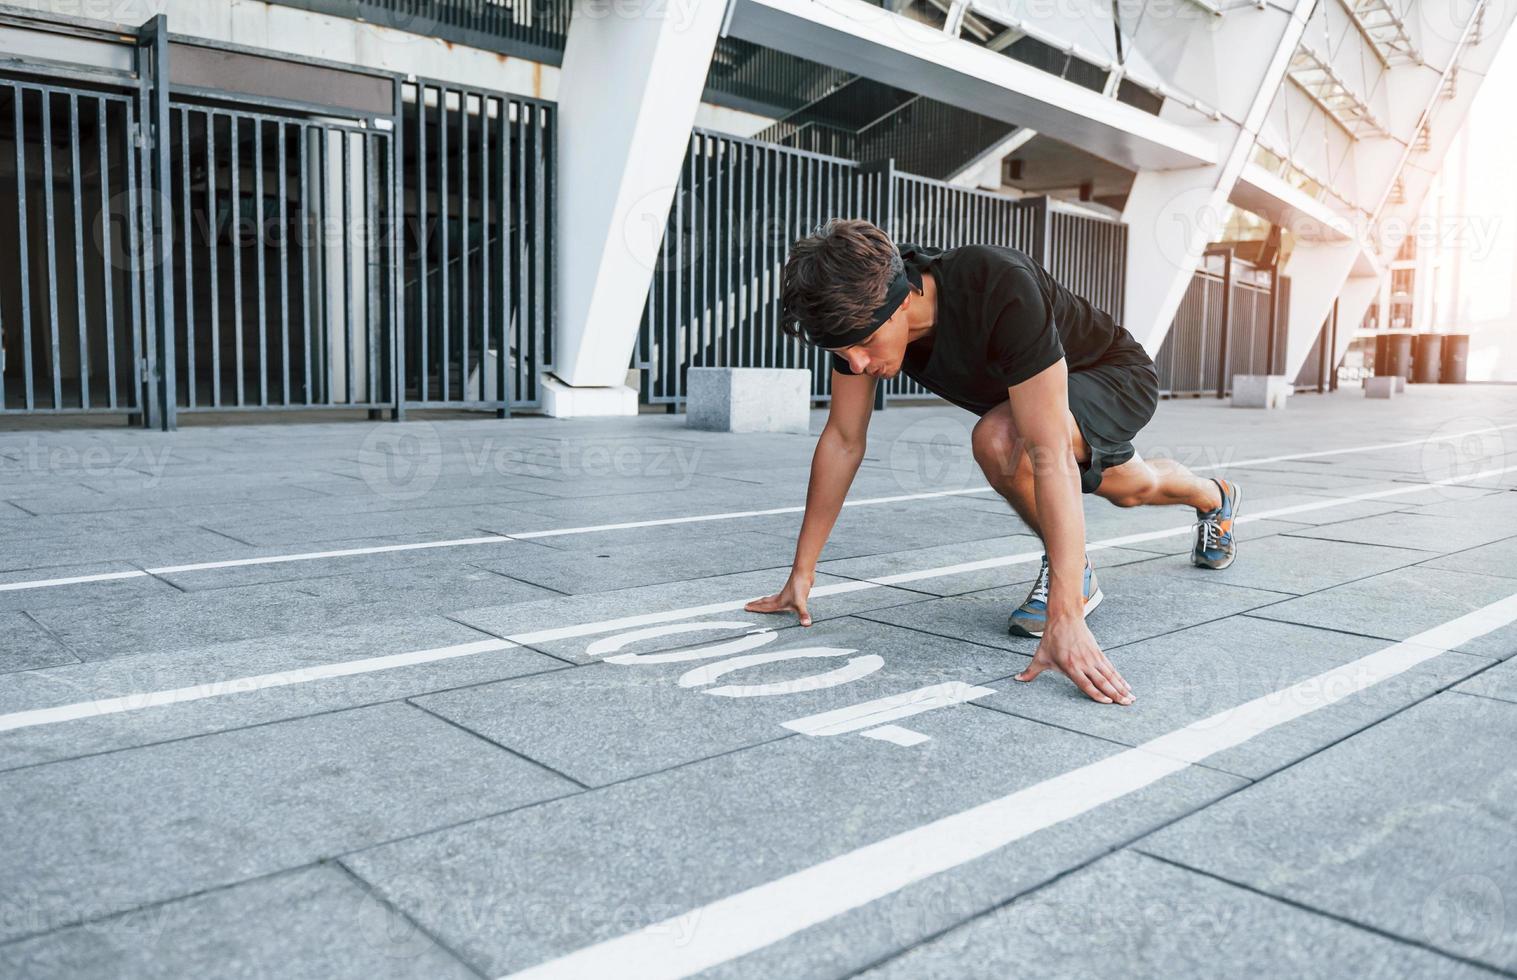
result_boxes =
[1380,332,1413,379]
[1413,333,1443,383]
[1440,334,1470,384]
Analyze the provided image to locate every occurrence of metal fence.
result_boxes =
[633,133,1130,408]
[1155,249,1288,397]
[0,13,555,427]
[1,77,147,416]
[400,80,554,412]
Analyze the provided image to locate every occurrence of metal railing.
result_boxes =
[633,134,1130,408]
[0,13,556,427]
[1155,250,1288,397]
[1,78,147,416]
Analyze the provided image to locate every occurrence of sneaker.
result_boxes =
[1008,553,1104,638]
[1192,477,1242,570]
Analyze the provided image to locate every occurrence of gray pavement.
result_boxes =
[1,383,1516,978]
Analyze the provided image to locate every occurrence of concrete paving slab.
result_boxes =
[1141,693,1517,973]
[472,530,805,595]
[0,613,80,674]
[411,616,1026,786]
[449,568,935,663]
[974,615,1489,780]
[1417,534,1517,582]
[857,850,1492,980]
[1118,517,1316,555]
[1452,659,1517,705]
[0,865,477,980]
[0,702,577,944]
[342,706,1243,977]
[856,559,1293,659]
[1183,533,1436,596]
[1248,565,1517,660]
[1283,509,1517,553]
[22,582,496,663]
[817,537,1159,597]
[0,616,565,771]
[0,563,180,613]
[0,528,255,574]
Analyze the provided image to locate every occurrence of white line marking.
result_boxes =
[2,463,1513,735]
[860,725,931,747]
[500,591,1517,980]
[0,638,514,734]
[3,423,1509,595]
[782,682,998,737]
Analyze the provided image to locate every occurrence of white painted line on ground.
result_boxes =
[781,682,998,737]
[860,725,931,747]
[501,591,1517,980]
[1,463,1512,735]
[2,423,1509,595]
[0,638,514,734]
[1192,421,1517,471]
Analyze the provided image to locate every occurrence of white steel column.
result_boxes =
[547,0,730,415]
[1120,0,1315,356]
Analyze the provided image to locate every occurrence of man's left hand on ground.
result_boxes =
[1016,615,1135,705]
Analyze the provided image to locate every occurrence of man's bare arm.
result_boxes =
[744,369,874,625]
[1006,358,1134,705]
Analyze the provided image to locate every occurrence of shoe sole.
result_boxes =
[1193,482,1243,570]
[1008,586,1104,639]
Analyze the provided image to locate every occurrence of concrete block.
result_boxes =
[1363,375,1398,398]
[539,373,638,418]
[686,367,811,434]
[1230,374,1291,409]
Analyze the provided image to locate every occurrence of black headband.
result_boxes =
[799,250,922,350]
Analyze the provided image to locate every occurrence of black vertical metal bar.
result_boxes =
[341,131,354,404]
[98,97,118,409]
[207,111,221,407]
[230,113,245,406]
[299,123,312,404]
[439,87,451,402]
[316,127,331,404]
[366,133,381,407]
[391,82,405,418]
[254,118,268,406]
[1212,247,1232,399]
[479,95,491,404]
[125,98,146,419]
[531,104,546,401]
[177,107,196,409]
[278,121,291,405]
[140,16,176,429]
[499,96,512,409]
[460,91,471,403]
[515,101,529,402]
[13,85,35,411]
[69,95,90,409]
[40,92,62,409]
[179,108,195,409]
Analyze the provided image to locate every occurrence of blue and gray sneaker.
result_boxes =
[1192,477,1242,570]
[1008,553,1103,638]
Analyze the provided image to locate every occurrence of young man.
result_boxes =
[745,218,1241,706]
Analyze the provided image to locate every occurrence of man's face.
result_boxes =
[829,299,911,379]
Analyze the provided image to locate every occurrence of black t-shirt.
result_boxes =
[831,242,1151,415]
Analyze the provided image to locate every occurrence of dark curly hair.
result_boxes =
[780,218,901,346]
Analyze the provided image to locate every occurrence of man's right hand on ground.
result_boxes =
[745,569,816,626]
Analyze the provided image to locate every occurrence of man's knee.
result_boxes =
[971,416,1025,482]
[1097,463,1157,507]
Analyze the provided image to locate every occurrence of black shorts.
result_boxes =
[1065,354,1160,493]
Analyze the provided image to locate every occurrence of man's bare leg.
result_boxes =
[1092,452,1223,512]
